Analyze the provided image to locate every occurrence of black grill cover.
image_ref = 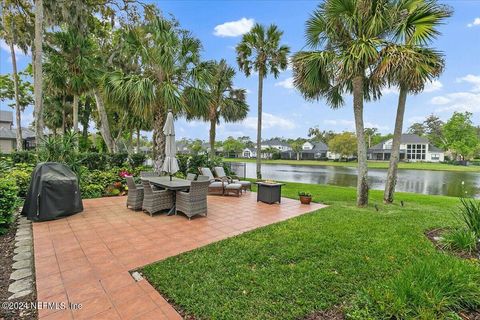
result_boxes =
[22,162,83,221]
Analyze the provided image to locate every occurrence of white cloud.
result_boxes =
[433,92,480,113]
[243,112,295,130]
[323,119,388,131]
[274,77,294,89]
[0,39,29,57]
[407,116,426,124]
[424,80,443,93]
[457,74,480,92]
[467,17,480,27]
[382,86,399,95]
[213,18,254,37]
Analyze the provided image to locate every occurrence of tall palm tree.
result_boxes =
[380,0,450,203]
[1,1,33,150]
[236,23,290,179]
[292,0,391,207]
[195,59,249,158]
[45,28,95,144]
[103,16,209,169]
[33,0,44,143]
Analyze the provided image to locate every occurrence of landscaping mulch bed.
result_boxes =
[459,310,480,320]
[425,228,479,260]
[0,217,37,320]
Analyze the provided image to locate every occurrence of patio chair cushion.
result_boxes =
[237,181,251,187]
[199,167,215,180]
[209,181,224,188]
[224,183,241,190]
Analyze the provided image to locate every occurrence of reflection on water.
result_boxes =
[234,162,480,198]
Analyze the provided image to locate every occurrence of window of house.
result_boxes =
[406,144,426,160]
[431,153,439,160]
[243,151,251,157]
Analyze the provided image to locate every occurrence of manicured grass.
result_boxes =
[223,158,480,172]
[141,183,480,319]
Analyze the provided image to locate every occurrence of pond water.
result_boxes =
[231,162,480,198]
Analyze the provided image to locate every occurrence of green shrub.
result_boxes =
[0,177,19,234]
[79,152,108,170]
[109,152,128,167]
[349,256,480,319]
[81,184,104,199]
[441,228,478,254]
[457,198,480,237]
[11,150,37,165]
[11,164,33,197]
[129,153,146,168]
[38,131,81,173]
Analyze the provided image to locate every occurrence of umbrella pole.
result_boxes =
[170,174,172,181]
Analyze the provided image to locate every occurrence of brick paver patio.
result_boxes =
[32,193,325,319]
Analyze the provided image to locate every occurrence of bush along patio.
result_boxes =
[141,182,480,320]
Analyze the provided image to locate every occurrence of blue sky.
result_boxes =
[1,0,479,142]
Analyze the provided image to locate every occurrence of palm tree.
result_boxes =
[33,0,44,143]
[379,0,450,204]
[45,28,95,145]
[1,1,31,150]
[292,0,391,207]
[236,23,290,179]
[103,16,209,169]
[195,59,249,158]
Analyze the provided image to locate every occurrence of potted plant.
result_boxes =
[298,192,312,204]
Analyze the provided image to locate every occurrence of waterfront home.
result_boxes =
[281,141,328,160]
[242,139,291,159]
[367,133,445,162]
[0,110,36,153]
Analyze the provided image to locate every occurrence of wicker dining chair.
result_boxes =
[186,173,197,181]
[126,176,144,210]
[141,179,174,216]
[175,180,210,220]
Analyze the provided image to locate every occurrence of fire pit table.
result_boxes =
[255,181,285,204]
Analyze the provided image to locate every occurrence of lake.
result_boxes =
[230,162,480,198]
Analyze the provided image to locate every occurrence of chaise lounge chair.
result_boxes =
[213,166,251,192]
[175,180,210,220]
[198,167,227,195]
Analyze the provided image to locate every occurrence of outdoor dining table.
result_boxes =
[146,176,191,215]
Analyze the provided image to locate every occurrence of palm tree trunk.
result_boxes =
[209,117,216,158]
[256,71,264,179]
[352,76,369,207]
[136,127,140,153]
[384,87,408,204]
[154,111,166,172]
[8,40,23,151]
[93,89,115,153]
[33,0,44,145]
[62,97,66,134]
[73,95,79,134]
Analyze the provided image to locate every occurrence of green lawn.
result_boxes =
[141,183,480,319]
[223,158,480,172]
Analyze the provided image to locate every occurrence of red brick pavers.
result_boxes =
[33,193,325,319]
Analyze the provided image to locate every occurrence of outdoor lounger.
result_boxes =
[213,166,251,192]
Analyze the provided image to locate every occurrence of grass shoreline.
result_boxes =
[141,183,480,319]
[223,158,480,172]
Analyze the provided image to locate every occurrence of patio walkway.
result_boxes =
[32,193,325,320]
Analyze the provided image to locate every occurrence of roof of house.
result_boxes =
[302,141,328,153]
[244,147,257,153]
[0,127,35,140]
[262,138,289,147]
[0,110,13,123]
[369,134,443,152]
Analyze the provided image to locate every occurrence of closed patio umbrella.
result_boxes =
[161,111,179,180]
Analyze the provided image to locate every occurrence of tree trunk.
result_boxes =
[296,152,300,161]
[209,117,216,158]
[136,127,140,153]
[33,0,44,145]
[154,111,166,172]
[352,76,369,207]
[8,40,23,151]
[256,70,264,179]
[93,89,115,153]
[62,97,66,134]
[73,94,79,133]
[384,86,408,204]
